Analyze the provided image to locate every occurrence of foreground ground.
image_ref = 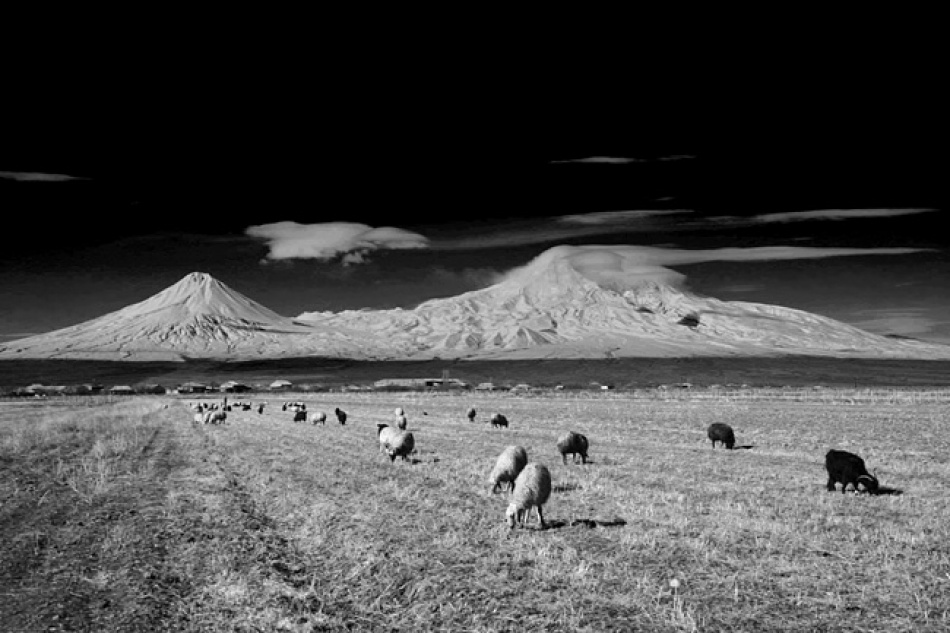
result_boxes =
[2,391,949,631]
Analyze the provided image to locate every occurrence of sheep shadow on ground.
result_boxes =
[553,483,581,493]
[732,445,755,450]
[872,486,903,496]
[540,518,628,530]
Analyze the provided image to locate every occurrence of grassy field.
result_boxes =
[2,391,950,631]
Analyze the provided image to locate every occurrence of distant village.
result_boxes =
[1,376,634,398]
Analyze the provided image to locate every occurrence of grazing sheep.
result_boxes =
[467,407,477,422]
[258,404,265,414]
[707,423,735,449]
[335,408,347,425]
[293,410,307,423]
[489,445,528,494]
[506,463,552,529]
[394,407,404,417]
[396,413,408,430]
[310,411,327,425]
[192,412,205,425]
[205,410,227,425]
[556,431,589,464]
[490,413,508,429]
[377,424,400,453]
[826,449,880,494]
[377,423,414,462]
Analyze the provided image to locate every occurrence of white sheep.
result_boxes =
[377,424,400,453]
[310,411,327,425]
[396,413,408,430]
[192,412,205,425]
[376,423,414,462]
[505,463,552,529]
[204,410,227,425]
[394,407,405,416]
[489,445,528,494]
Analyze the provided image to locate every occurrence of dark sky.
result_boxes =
[2,43,948,345]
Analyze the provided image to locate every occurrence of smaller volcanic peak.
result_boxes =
[0,272,315,361]
[127,272,292,325]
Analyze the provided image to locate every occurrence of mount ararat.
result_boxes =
[3,246,948,362]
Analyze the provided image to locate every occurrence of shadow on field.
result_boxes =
[732,445,755,450]
[872,486,903,496]
[553,483,581,493]
[541,518,628,530]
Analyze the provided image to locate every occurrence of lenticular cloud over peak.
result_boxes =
[499,244,930,293]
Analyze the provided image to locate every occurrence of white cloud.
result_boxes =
[0,171,88,182]
[558,210,692,225]
[752,208,936,223]
[549,156,641,164]
[245,222,430,263]
[501,244,931,291]
[549,155,695,165]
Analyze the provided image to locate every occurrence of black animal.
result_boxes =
[293,410,307,423]
[490,413,508,428]
[557,431,589,464]
[335,407,347,425]
[825,449,879,494]
[707,423,735,449]
[258,404,265,414]
[467,407,477,422]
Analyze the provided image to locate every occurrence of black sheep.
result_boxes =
[825,449,879,494]
[293,410,307,423]
[490,413,508,428]
[557,431,589,464]
[707,423,735,449]
[335,407,347,425]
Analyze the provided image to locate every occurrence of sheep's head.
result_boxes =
[505,503,524,528]
[857,474,880,494]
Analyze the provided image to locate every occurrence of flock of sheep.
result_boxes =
[191,400,883,529]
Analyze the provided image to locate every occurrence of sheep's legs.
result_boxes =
[535,505,546,530]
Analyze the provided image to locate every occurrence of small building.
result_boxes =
[269,379,294,391]
[177,382,211,394]
[109,385,135,395]
[220,381,253,393]
[475,382,504,391]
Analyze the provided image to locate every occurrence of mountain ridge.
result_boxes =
[3,249,949,362]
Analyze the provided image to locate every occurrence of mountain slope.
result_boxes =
[0,273,320,361]
[2,252,949,361]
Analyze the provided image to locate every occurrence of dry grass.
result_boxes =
[3,391,950,631]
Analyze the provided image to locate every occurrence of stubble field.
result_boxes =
[2,390,949,631]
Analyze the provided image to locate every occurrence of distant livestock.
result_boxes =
[489,445,528,494]
[394,407,404,417]
[556,431,589,465]
[396,414,408,430]
[293,410,307,423]
[310,411,327,425]
[506,463,552,529]
[204,410,227,425]
[258,404,265,414]
[825,449,880,494]
[467,407,477,422]
[707,423,735,449]
[490,413,508,429]
[335,408,347,425]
